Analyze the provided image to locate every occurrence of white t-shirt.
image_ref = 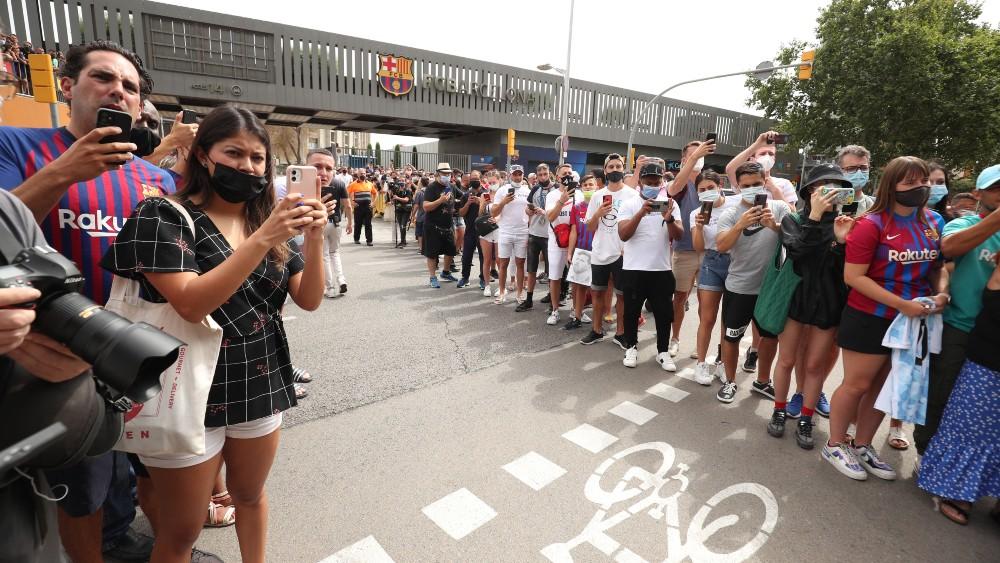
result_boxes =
[496,183,531,236]
[689,196,742,252]
[618,190,683,271]
[585,186,639,265]
[546,189,583,252]
[771,177,798,204]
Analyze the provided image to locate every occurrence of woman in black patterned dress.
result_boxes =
[102,106,325,563]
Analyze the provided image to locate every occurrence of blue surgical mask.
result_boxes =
[641,186,661,199]
[845,170,869,190]
[698,189,720,202]
[439,175,451,186]
[928,184,948,205]
[741,185,765,203]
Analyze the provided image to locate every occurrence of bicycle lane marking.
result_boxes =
[318,535,396,563]
[420,487,498,540]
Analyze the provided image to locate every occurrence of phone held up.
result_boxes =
[767,133,791,145]
[753,193,768,208]
[706,132,717,144]
[97,108,132,144]
[700,200,714,219]
[602,194,613,208]
[286,165,319,201]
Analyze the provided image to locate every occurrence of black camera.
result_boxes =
[561,174,579,190]
[0,243,183,406]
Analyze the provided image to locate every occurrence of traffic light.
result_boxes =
[798,50,815,80]
[628,147,636,171]
[507,128,516,156]
[28,53,58,103]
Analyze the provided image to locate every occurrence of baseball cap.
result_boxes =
[639,162,664,177]
[976,164,1000,190]
[510,165,524,174]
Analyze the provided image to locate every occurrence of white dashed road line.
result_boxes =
[561,423,619,454]
[421,488,498,540]
[608,401,658,426]
[503,451,568,491]
[646,382,690,403]
[319,535,396,563]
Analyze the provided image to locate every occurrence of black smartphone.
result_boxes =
[700,200,714,218]
[97,108,133,144]
[508,187,515,196]
[773,133,791,145]
[706,132,717,144]
[753,193,768,208]
[180,109,198,124]
[841,201,860,216]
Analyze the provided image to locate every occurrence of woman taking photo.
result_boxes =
[102,106,326,562]
[823,156,949,482]
[690,170,739,385]
[767,165,855,449]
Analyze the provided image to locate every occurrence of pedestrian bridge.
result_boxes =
[5,0,771,156]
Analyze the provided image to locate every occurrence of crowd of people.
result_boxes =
[0,36,997,563]
[2,33,65,94]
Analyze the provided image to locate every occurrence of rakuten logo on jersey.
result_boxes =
[888,248,939,263]
[980,248,998,263]
[58,209,124,238]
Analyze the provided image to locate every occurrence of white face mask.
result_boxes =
[693,157,705,172]
[698,189,720,202]
[755,154,775,172]
[741,185,766,203]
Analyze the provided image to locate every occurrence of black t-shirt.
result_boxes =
[968,288,1000,372]
[451,185,466,217]
[459,189,482,228]
[393,186,414,212]
[321,177,349,223]
[423,181,454,228]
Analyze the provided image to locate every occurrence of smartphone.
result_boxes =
[649,200,667,212]
[286,165,319,200]
[97,108,133,144]
[603,194,613,207]
[527,202,536,211]
[753,193,768,208]
[821,186,856,205]
[700,200,714,218]
[482,192,492,203]
[773,133,791,145]
[706,132,717,144]
[507,187,515,197]
[180,110,198,124]
[841,201,859,216]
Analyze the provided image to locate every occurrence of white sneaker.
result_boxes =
[715,362,727,384]
[516,290,526,304]
[689,351,699,360]
[656,352,677,372]
[494,291,506,305]
[667,338,680,357]
[546,310,560,326]
[581,312,592,323]
[324,288,337,299]
[623,346,638,368]
[693,362,713,385]
[483,285,493,297]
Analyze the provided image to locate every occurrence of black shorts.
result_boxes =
[422,224,457,258]
[591,256,624,294]
[837,305,893,355]
[415,221,424,238]
[526,235,548,273]
[722,289,777,342]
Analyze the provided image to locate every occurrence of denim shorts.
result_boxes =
[697,249,730,292]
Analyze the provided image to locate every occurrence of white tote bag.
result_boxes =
[105,198,223,457]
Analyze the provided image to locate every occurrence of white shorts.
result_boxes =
[480,229,499,243]
[566,249,593,287]
[138,413,283,469]
[547,243,569,279]
[497,232,528,260]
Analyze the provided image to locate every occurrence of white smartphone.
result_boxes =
[286,165,319,200]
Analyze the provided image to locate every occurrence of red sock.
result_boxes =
[775,402,787,410]
[802,406,815,417]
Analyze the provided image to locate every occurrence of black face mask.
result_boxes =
[896,186,930,208]
[606,171,625,183]
[129,127,161,157]
[538,179,550,187]
[469,180,481,189]
[208,161,269,203]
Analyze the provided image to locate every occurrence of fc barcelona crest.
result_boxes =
[377,54,414,96]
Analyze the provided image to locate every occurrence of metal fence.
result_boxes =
[334,148,471,173]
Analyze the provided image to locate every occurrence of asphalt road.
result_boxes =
[156,219,998,562]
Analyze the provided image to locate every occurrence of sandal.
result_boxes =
[294,383,308,400]
[933,497,970,526]
[292,366,312,383]
[887,425,910,450]
[204,500,236,528]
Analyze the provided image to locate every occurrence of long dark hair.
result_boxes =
[177,106,286,262]
[928,160,950,216]
[867,156,931,228]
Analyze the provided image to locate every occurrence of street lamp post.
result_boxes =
[625,61,808,172]
[538,0,575,166]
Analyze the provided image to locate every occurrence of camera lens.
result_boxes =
[34,292,183,403]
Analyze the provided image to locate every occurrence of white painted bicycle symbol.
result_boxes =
[541,442,779,563]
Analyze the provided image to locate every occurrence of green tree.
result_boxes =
[746,0,1000,172]
[375,141,382,165]
[393,144,402,168]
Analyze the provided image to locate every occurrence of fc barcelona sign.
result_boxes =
[377,54,414,96]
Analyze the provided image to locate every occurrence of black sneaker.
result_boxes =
[540,294,552,304]
[743,350,759,373]
[354,240,361,244]
[580,330,605,345]
[191,547,225,563]
[612,334,628,351]
[751,380,776,400]
[767,409,787,438]
[103,529,154,562]
[339,283,348,294]
[449,264,459,273]
[562,317,583,330]
[491,268,499,278]
[796,419,815,450]
[515,301,533,312]
[717,381,738,403]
